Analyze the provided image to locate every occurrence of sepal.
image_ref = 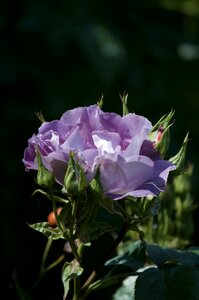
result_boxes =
[169,132,189,176]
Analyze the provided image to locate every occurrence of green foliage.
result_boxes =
[62,260,83,299]
[78,221,114,243]
[105,241,146,271]
[112,241,199,300]
[140,165,195,248]
[135,267,167,300]
[146,243,199,267]
[134,265,199,300]
[164,265,199,300]
[58,202,72,227]
[113,276,136,300]
[28,222,64,240]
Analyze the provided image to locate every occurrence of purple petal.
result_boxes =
[61,127,84,152]
[92,130,121,154]
[123,114,152,156]
[42,151,68,185]
[112,160,176,200]
[23,142,37,170]
[99,156,128,194]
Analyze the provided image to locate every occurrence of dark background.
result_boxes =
[1,0,199,299]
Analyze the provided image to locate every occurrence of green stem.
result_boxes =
[73,276,81,300]
[40,238,53,272]
[68,198,82,300]
[68,236,80,263]
[49,188,64,232]
[67,198,81,263]
[45,254,65,272]
[29,238,65,294]
[29,238,53,293]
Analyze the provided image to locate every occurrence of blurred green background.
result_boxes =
[1,0,199,299]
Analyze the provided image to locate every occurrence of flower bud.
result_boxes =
[149,109,175,156]
[35,111,45,123]
[63,154,87,195]
[155,124,172,156]
[97,94,104,108]
[36,149,54,187]
[120,92,129,116]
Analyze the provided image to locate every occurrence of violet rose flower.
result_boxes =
[23,105,175,199]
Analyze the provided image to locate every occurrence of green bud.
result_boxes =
[120,92,129,116]
[97,94,104,108]
[169,132,189,176]
[35,111,45,123]
[36,149,54,187]
[63,154,87,195]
